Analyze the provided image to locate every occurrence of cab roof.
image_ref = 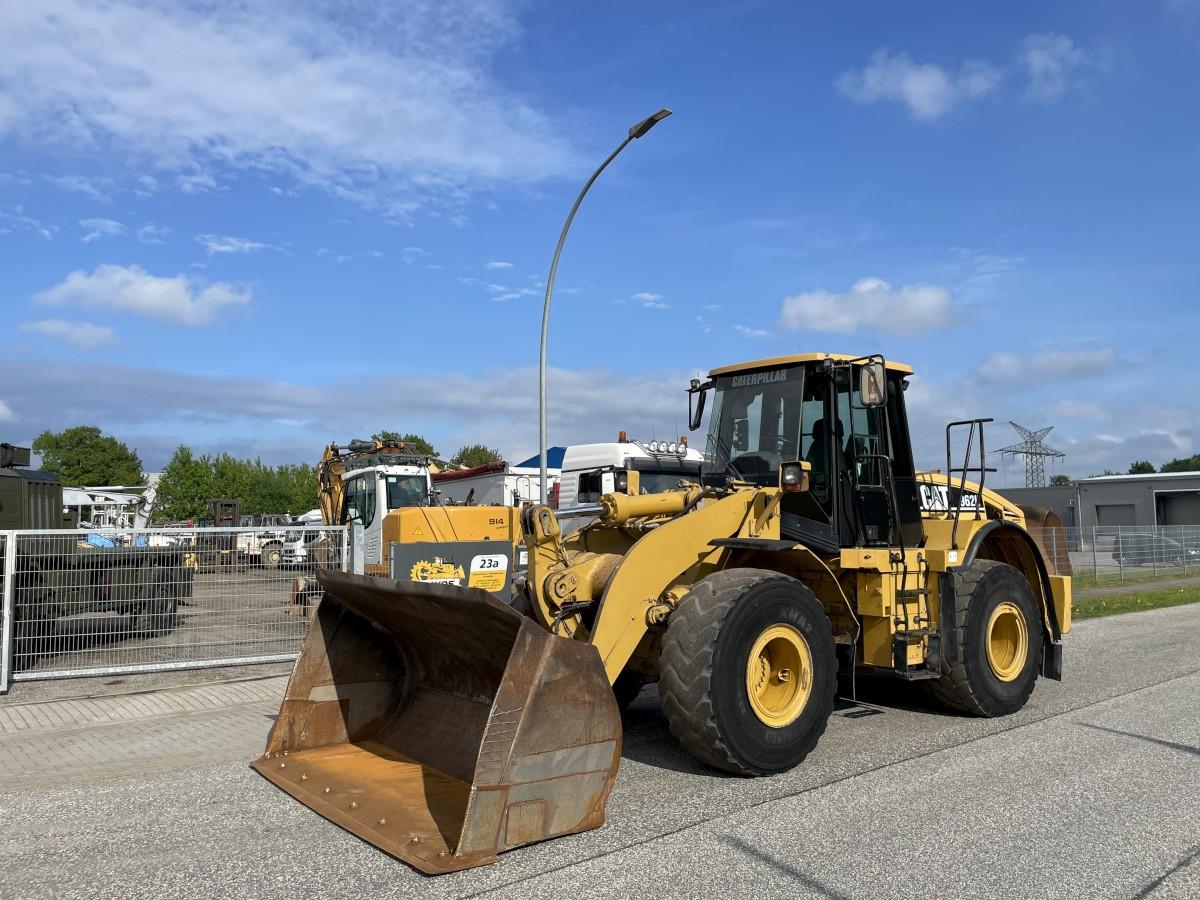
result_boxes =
[708,353,913,378]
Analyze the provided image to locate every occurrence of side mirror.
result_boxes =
[687,379,711,431]
[780,460,811,493]
[859,361,886,408]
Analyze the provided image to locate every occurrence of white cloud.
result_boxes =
[33,264,251,327]
[836,49,1001,120]
[80,217,124,242]
[633,291,671,310]
[137,224,171,244]
[1019,33,1087,101]
[975,348,1118,384]
[0,359,693,468]
[20,318,114,350]
[195,234,271,255]
[0,2,573,215]
[486,282,536,302]
[401,246,428,264]
[734,324,769,337]
[779,277,953,335]
[0,399,14,423]
[1,206,57,239]
[485,260,514,270]
[44,173,112,201]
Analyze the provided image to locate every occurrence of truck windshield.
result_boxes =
[386,474,427,509]
[704,366,805,487]
[634,470,698,494]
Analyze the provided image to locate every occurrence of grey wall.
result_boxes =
[1077,475,1200,530]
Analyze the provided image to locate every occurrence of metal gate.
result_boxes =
[0,525,347,693]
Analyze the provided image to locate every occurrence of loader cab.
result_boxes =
[700,354,923,553]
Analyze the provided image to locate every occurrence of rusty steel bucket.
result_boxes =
[1018,505,1074,577]
[252,571,621,874]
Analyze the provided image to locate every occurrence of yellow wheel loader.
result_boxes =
[254,353,1071,874]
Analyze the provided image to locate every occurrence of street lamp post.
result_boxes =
[538,108,673,502]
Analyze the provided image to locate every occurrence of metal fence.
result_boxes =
[1028,524,1200,585]
[0,525,347,693]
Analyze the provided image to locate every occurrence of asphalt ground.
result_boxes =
[0,604,1197,899]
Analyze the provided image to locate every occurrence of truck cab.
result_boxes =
[558,437,704,509]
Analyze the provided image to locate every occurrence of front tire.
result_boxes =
[658,569,837,775]
[930,559,1043,717]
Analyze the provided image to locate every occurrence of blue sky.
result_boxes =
[1,0,1197,484]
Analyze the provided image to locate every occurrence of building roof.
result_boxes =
[1079,471,1200,484]
[709,353,913,377]
[513,446,566,469]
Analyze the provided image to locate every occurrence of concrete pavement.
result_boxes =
[0,603,1197,899]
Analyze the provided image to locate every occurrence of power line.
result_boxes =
[998,421,1065,488]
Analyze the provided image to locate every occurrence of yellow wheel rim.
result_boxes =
[745,624,813,728]
[986,602,1028,682]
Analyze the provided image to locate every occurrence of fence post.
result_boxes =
[1091,526,1098,581]
[1152,525,1158,575]
[1,532,17,695]
[1118,528,1125,582]
[341,526,349,573]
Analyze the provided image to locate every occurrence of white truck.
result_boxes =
[557,437,704,509]
[431,460,558,508]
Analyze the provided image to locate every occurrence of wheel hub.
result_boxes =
[985,601,1028,682]
[745,624,812,728]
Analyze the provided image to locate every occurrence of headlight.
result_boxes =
[667,441,677,453]
[780,462,808,492]
[648,440,659,452]
[614,469,628,493]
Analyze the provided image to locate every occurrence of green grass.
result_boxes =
[1073,583,1200,621]
[1072,566,1200,589]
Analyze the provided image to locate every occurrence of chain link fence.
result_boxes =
[0,525,346,693]
[1029,524,1200,586]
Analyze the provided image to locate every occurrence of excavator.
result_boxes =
[254,354,1072,874]
[290,440,524,602]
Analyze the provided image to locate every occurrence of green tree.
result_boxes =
[155,447,321,522]
[1128,460,1156,475]
[32,425,143,486]
[451,443,502,468]
[155,446,215,522]
[1161,454,1200,473]
[373,431,438,458]
[1049,474,1073,486]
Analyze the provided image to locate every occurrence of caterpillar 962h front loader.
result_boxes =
[253,353,1071,874]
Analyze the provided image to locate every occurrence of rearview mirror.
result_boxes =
[688,379,711,431]
[859,361,886,408]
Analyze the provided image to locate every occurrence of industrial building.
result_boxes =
[1005,472,1200,531]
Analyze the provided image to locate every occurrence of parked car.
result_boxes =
[1112,533,1200,567]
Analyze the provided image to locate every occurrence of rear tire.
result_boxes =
[929,560,1043,717]
[658,569,836,775]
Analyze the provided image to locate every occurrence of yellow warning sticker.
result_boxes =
[412,525,425,537]
[469,570,505,592]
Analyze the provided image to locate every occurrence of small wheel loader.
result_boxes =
[253,353,1072,874]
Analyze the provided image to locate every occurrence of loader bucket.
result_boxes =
[1018,505,1074,577]
[252,570,621,874]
